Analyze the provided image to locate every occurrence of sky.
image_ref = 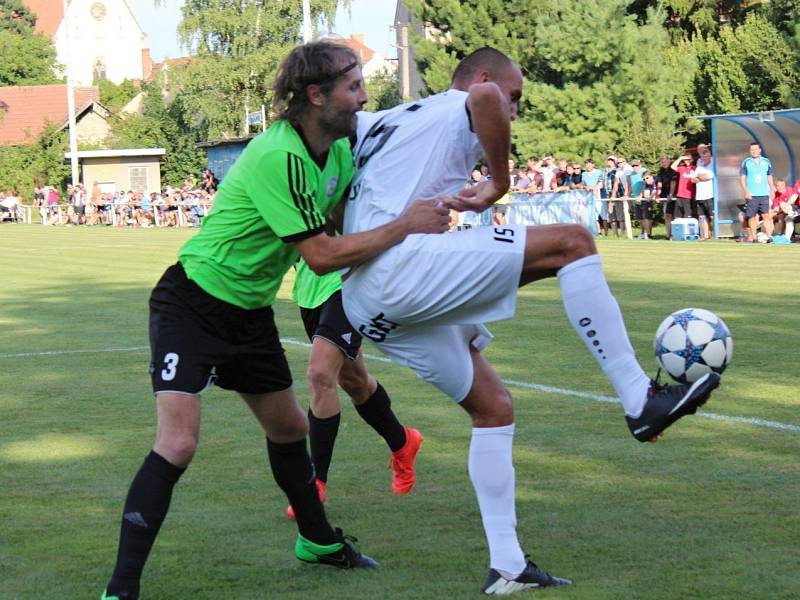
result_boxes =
[126,0,399,62]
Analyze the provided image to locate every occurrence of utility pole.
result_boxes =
[62,0,79,187]
[302,0,312,43]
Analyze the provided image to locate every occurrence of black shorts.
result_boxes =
[635,201,653,220]
[148,263,292,395]
[694,199,712,218]
[661,198,675,216]
[299,290,362,360]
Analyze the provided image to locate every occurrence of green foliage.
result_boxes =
[0,0,36,33]
[0,123,69,196]
[682,14,795,115]
[96,79,139,114]
[410,0,688,160]
[154,0,351,139]
[365,68,402,112]
[0,29,60,86]
[105,83,206,188]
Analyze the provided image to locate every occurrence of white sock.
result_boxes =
[468,424,526,579]
[557,254,651,418]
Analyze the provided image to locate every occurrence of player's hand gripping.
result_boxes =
[441,179,506,213]
[400,199,451,234]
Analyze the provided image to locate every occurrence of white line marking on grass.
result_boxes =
[5,339,799,434]
[0,346,148,358]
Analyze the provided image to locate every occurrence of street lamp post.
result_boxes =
[62,0,80,188]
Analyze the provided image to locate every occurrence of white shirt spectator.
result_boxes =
[694,163,714,200]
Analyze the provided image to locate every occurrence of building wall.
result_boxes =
[76,111,111,144]
[81,156,161,195]
[54,0,147,86]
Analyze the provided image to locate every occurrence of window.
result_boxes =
[129,167,148,193]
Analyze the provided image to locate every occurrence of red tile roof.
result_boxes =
[0,84,99,145]
[342,34,375,65]
[21,0,63,37]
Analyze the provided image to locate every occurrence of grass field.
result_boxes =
[1,226,798,599]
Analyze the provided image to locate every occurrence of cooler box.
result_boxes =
[671,218,699,241]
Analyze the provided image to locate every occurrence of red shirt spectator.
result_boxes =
[674,165,696,200]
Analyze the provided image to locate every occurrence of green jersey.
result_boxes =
[292,260,342,309]
[179,120,354,309]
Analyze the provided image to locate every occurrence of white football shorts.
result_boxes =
[342,224,527,401]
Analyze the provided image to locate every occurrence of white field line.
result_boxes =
[3,339,799,434]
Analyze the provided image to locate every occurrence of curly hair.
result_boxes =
[272,41,359,125]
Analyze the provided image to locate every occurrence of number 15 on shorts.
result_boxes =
[493,227,515,243]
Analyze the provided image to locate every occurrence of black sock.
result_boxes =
[308,410,340,483]
[266,438,336,545]
[355,382,406,452]
[107,451,185,599]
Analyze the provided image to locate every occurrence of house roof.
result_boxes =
[342,35,375,65]
[21,0,63,37]
[0,84,99,145]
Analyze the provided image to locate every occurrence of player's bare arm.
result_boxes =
[295,199,450,275]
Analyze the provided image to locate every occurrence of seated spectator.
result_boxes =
[0,191,21,223]
[772,179,799,239]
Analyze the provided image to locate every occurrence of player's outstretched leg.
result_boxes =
[521,224,721,440]
[243,390,379,569]
[340,352,422,495]
[103,393,197,600]
[461,350,572,594]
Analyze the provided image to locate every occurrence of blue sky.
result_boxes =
[126,0,399,61]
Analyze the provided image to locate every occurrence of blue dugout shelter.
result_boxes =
[197,135,256,182]
[696,108,800,238]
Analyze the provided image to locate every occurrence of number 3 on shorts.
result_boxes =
[161,352,179,381]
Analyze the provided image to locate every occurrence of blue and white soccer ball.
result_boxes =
[654,308,733,384]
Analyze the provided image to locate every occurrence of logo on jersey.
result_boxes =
[341,332,352,344]
[358,312,399,343]
[326,176,339,197]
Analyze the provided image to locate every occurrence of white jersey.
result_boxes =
[343,90,484,235]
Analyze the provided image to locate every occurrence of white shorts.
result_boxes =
[342,225,527,401]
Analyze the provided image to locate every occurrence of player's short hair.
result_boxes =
[272,40,359,124]
[451,47,514,85]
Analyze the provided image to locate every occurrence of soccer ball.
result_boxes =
[654,308,733,384]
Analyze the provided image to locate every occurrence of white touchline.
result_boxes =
[3,339,798,435]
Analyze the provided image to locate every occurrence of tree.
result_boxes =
[0,28,60,86]
[365,67,402,112]
[0,0,36,33]
[155,0,351,139]
[409,0,691,161]
[96,79,139,114]
[0,123,69,196]
[106,82,206,187]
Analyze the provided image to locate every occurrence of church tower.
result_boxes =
[23,0,152,86]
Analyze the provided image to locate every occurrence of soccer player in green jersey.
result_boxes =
[285,264,423,519]
[101,41,450,600]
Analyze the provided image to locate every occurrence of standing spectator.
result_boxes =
[638,172,657,240]
[692,144,714,240]
[71,183,86,225]
[610,157,631,236]
[200,169,219,194]
[670,154,695,220]
[581,159,603,234]
[540,155,556,191]
[46,185,60,225]
[598,156,617,236]
[739,142,775,242]
[33,185,45,209]
[627,160,646,239]
[569,162,583,189]
[656,155,677,239]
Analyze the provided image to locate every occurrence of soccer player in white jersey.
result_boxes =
[341,47,721,595]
